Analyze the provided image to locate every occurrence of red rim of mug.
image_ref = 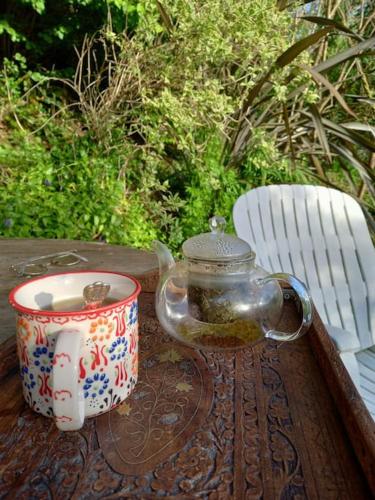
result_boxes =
[9,270,141,317]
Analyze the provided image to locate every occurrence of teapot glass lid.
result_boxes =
[182,216,254,261]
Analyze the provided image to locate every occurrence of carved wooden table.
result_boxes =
[0,239,374,499]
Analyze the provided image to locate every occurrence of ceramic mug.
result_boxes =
[9,270,141,431]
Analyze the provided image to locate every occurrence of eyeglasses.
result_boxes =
[10,250,88,277]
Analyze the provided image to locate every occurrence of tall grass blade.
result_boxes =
[282,103,296,167]
[275,27,333,68]
[299,64,356,117]
[314,37,375,73]
[330,143,375,187]
[342,123,375,134]
[322,118,375,152]
[300,16,361,39]
[156,1,174,33]
[308,104,332,162]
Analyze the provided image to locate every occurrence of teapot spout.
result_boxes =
[152,240,176,276]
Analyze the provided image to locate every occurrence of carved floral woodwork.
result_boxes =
[0,292,372,499]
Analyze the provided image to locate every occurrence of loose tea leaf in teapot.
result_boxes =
[177,318,263,349]
[188,285,248,324]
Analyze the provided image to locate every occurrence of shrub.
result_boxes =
[0,0,139,71]
[0,0,374,251]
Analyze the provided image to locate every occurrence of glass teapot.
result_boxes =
[153,216,312,350]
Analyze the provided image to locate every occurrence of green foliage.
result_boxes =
[0,129,161,247]
[0,0,139,70]
[0,19,26,43]
[0,0,374,252]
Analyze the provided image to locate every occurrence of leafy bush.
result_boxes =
[1,0,297,251]
[0,0,138,70]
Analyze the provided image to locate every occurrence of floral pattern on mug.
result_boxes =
[131,351,138,377]
[33,346,54,373]
[21,366,36,391]
[17,336,29,366]
[109,337,128,361]
[113,310,126,337]
[17,317,32,342]
[128,302,138,325]
[128,326,138,355]
[88,342,109,371]
[89,317,114,342]
[83,372,110,399]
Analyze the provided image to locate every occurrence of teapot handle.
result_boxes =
[259,273,313,342]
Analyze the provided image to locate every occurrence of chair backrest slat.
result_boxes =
[256,187,285,272]
[291,186,325,306]
[279,185,305,281]
[328,188,373,348]
[341,191,375,339]
[263,186,293,273]
[314,187,355,335]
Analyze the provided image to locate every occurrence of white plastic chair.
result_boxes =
[233,184,375,417]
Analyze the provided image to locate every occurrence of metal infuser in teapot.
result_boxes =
[153,216,313,350]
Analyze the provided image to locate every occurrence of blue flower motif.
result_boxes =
[21,366,36,390]
[129,302,138,325]
[108,336,128,361]
[33,346,54,373]
[4,218,13,228]
[83,372,109,399]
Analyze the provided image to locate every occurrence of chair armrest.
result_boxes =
[325,325,361,353]
[339,352,361,390]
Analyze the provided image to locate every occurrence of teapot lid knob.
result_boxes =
[209,216,226,235]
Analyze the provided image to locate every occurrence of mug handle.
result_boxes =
[52,329,85,431]
[258,273,313,342]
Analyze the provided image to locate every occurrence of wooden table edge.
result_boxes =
[308,307,375,493]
